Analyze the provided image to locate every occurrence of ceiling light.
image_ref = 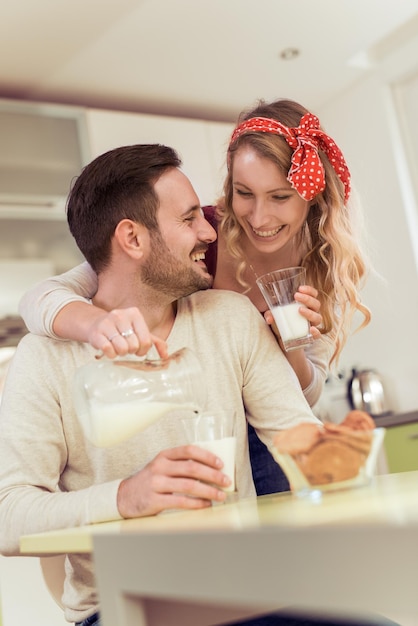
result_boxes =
[279,47,300,61]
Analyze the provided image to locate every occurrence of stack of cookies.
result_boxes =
[273,410,375,486]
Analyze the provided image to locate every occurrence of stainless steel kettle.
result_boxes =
[347,368,390,416]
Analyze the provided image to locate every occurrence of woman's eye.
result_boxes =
[235,189,252,197]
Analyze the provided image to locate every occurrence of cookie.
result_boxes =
[297,440,366,485]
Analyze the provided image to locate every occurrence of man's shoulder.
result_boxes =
[16,332,58,351]
[14,332,92,363]
[17,331,70,347]
[180,290,265,331]
[186,289,255,309]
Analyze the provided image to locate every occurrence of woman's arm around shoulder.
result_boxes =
[18,261,168,358]
[18,261,99,338]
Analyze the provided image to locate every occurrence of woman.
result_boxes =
[19,98,371,496]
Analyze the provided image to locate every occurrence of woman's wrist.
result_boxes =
[53,301,105,342]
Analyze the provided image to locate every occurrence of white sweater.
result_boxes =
[19,261,335,407]
[1,289,319,622]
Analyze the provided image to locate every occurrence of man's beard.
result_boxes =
[141,230,213,298]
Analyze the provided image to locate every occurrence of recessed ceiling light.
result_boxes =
[279,47,300,61]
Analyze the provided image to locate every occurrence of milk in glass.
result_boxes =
[271,302,309,342]
[195,436,236,492]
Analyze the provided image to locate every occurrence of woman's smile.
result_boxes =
[251,224,286,239]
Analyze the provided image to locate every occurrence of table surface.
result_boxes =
[20,470,418,555]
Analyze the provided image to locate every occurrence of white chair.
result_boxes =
[39,554,66,609]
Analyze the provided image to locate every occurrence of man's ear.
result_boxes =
[114,219,148,259]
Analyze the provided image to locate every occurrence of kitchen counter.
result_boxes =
[373,409,418,428]
[20,470,418,555]
[20,471,418,625]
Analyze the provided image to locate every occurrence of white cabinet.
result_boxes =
[205,121,234,201]
[0,102,234,283]
[86,109,233,206]
[0,98,89,220]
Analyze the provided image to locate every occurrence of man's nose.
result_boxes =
[198,216,217,243]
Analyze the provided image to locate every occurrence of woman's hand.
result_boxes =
[53,300,168,358]
[294,285,322,339]
[264,285,322,342]
[88,307,168,359]
[263,285,323,391]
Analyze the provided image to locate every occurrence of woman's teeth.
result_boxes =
[252,226,283,237]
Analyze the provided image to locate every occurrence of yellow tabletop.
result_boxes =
[20,470,418,555]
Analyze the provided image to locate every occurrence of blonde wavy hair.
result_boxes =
[217,98,371,364]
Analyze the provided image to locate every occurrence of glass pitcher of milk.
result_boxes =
[73,347,206,447]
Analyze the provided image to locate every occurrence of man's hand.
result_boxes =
[117,445,231,518]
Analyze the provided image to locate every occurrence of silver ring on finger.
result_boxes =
[121,328,134,338]
[108,333,120,342]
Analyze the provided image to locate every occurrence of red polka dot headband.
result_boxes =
[229,113,351,202]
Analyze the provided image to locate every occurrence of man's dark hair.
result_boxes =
[67,144,182,272]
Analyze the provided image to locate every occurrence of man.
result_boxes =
[0,144,319,625]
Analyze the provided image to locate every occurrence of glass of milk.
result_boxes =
[181,412,236,493]
[256,266,313,352]
[73,347,206,447]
